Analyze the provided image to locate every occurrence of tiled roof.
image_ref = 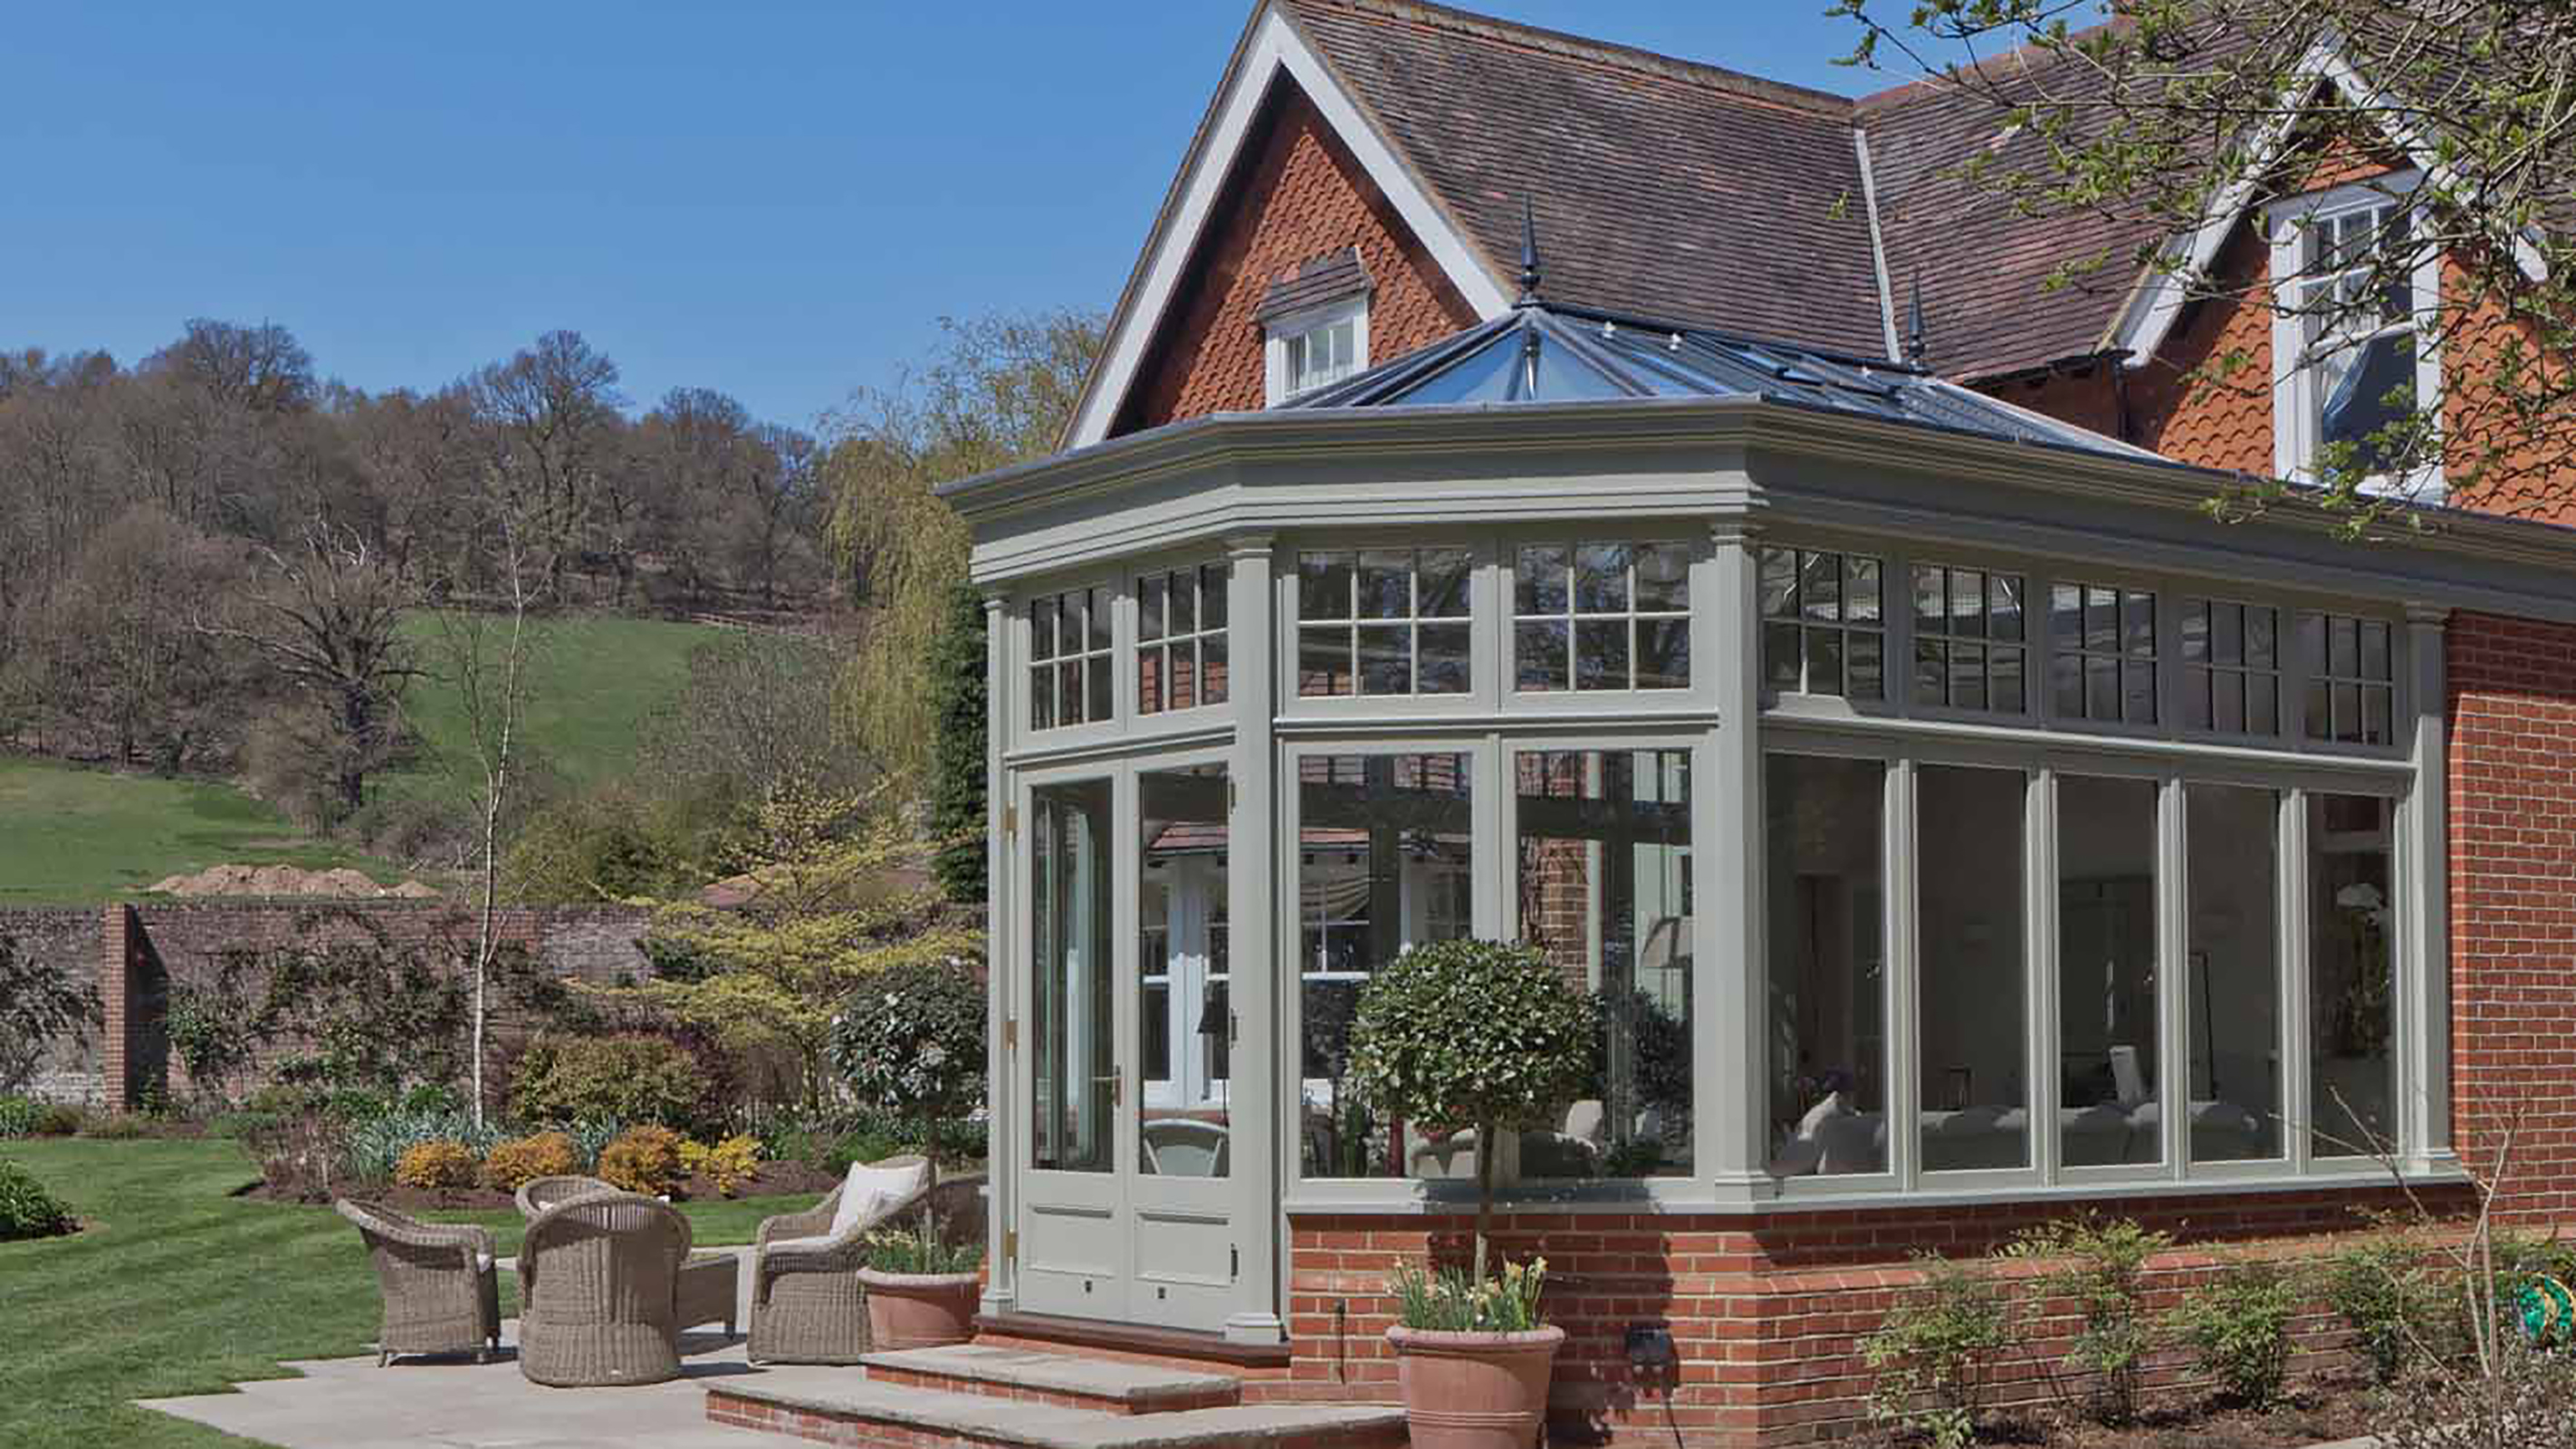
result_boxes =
[1253,247,1374,324]
[1278,0,1893,359]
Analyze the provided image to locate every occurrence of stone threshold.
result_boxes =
[863,1345,1242,1414]
[707,1377,1406,1449]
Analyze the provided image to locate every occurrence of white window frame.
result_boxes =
[2267,171,2444,501]
[1264,295,1369,406]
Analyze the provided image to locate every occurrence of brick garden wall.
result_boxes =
[2448,611,2576,1221]
[0,900,658,1108]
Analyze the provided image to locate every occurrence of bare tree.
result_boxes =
[203,524,422,818]
[468,331,626,601]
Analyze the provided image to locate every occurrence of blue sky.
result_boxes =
[2,3,1890,433]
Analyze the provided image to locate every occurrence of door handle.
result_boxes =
[1094,1073,1122,1107]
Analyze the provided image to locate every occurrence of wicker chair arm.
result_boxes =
[754,1176,940,1296]
[335,1201,493,1268]
[756,1189,839,1252]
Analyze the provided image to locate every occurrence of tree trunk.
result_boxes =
[1473,1116,1496,1285]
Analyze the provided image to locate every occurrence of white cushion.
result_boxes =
[828,1159,929,1241]
[1796,1090,1850,1140]
[768,1235,831,1255]
[475,1251,494,1272]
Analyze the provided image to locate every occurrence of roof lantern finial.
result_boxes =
[1904,269,1929,368]
[1517,194,1543,307]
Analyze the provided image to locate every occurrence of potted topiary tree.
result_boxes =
[1345,939,1595,1449]
[828,956,987,1185]
[856,1213,986,1349]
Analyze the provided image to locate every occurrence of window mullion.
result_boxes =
[2283,787,2313,1174]
[2157,774,2190,1180]
[1890,756,1921,1191]
[2029,767,2062,1185]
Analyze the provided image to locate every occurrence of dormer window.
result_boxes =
[2268,175,2440,495]
[1259,249,1372,404]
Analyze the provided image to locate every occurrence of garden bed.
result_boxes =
[244,1157,845,1210]
[1920,1376,2379,1448]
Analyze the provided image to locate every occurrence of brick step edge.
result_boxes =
[706,1383,1409,1449]
[865,1363,1240,1415]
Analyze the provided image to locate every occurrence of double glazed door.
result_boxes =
[1016,761,1240,1330]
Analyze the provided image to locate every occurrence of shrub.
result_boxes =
[508,1032,714,1134]
[828,957,986,1179]
[341,1108,501,1185]
[1863,1255,2016,1449]
[0,1156,75,1240]
[394,1139,480,1190]
[2005,1214,2172,1425]
[2319,1232,2439,1384]
[0,1096,44,1137]
[1345,939,1594,1283]
[598,1125,686,1196]
[1389,1257,1548,1332]
[2169,1256,2300,1410]
[482,1131,580,1194]
[76,1113,150,1141]
[680,1134,763,1197]
[562,1118,627,1173]
[863,1213,985,1275]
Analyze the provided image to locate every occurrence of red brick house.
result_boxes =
[933,3,2576,1444]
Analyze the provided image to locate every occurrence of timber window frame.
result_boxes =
[2266,172,2444,500]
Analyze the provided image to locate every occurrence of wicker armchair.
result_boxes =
[513,1174,617,1218]
[335,1200,502,1367]
[747,1155,935,1365]
[516,1190,694,1387]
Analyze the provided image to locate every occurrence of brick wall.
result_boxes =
[2448,611,2576,1220]
[1282,1188,2427,1446]
[0,907,111,1102]
[1113,80,1478,436]
[37,899,662,1111]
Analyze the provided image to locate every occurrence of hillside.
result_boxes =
[383,613,736,808]
[0,615,736,904]
[0,758,394,905]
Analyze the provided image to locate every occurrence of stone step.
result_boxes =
[707,1375,1408,1449]
[862,1345,1242,1415]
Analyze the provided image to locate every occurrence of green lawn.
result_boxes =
[0,1137,818,1449]
[0,759,391,906]
[385,612,732,809]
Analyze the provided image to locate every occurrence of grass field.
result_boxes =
[0,614,730,903]
[0,758,390,906]
[0,1137,815,1449]
[382,612,733,808]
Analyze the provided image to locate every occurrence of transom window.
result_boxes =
[1513,542,1690,692]
[1760,547,1885,700]
[1910,563,2026,714]
[1296,548,1473,697]
[1138,563,1229,715]
[1029,585,1113,731]
[2051,581,2159,724]
[2181,599,2283,736]
[2303,611,2398,745]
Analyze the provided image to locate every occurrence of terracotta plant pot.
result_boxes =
[1385,1323,1566,1449]
[857,1269,981,1351]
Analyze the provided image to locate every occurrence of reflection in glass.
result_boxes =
[1516,750,1694,1178]
[1765,755,1885,1178]
[1138,765,1231,1178]
[1031,780,1114,1173]
[2056,775,2160,1167]
[2189,785,2283,1162]
[1297,754,1473,1179]
[1917,765,2030,1171]
[2310,793,2396,1157]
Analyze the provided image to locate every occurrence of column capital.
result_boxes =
[1708,515,1764,547]
[981,587,1010,613]
[1224,533,1278,561]
[2403,602,2453,629]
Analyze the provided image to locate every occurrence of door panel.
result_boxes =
[1020,776,1126,1319]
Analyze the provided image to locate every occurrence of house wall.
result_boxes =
[2448,611,2576,1221]
[1113,81,1479,436]
[1275,1192,2414,1446]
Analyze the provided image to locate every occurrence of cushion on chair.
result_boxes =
[828,1158,930,1240]
[767,1235,833,1255]
[475,1251,494,1272]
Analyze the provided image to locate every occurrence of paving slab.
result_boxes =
[139,1321,800,1449]
[717,1376,1407,1449]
